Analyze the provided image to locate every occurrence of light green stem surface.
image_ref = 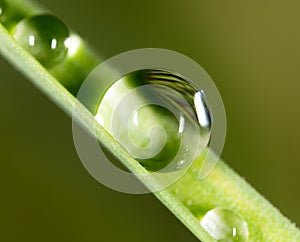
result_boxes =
[0,1,300,241]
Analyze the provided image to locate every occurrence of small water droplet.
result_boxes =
[13,14,70,68]
[200,207,249,242]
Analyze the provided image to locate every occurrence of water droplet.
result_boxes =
[13,14,70,68]
[96,69,212,172]
[200,207,249,242]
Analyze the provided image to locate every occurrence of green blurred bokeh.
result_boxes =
[1,0,299,241]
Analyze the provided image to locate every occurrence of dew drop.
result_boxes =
[200,207,249,242]
[96,69,212,172]
[13,14,70,68]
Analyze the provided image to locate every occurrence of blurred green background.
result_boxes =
[1,0,299,241]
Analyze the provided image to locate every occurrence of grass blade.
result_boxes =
[1,1,300,241]
[0,21,215,242]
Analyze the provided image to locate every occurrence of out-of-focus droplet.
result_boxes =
[13,14,70,68]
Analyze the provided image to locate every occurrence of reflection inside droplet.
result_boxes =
[178,115,185,134]
[28,35,35,46]
[64,35,81,56]
[51,38,57,49]
[194,90,211,132]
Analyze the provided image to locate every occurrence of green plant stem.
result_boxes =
[0,21,214,242]
[169,152,300,241]
[0,1,300,241]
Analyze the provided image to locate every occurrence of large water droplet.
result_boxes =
[200,207,249,242]
[96,69,212,172]
[13,14,70,68]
